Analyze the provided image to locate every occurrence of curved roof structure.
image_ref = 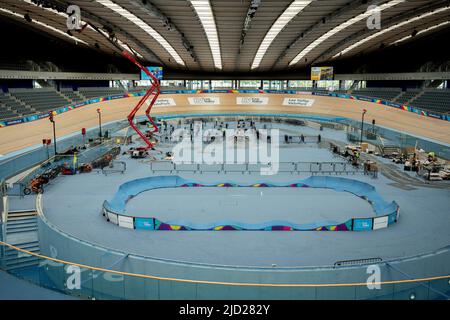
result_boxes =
[0,0,449,72]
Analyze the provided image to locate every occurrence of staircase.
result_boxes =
[55,90,72,104]
[407,90,425,105]
[74,91,87,102]
[2,210,40,271]
[392,91,405,103]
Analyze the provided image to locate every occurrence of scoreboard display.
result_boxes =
[141,66,163,81]
[311,66,334,81]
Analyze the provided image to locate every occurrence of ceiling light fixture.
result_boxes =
[190,0,222,69]
[289,0,404,66]
[0,7,88,45]
[252,0,312,69]
[391,20,450,45]
[333,5,450,58]
[96,0,185,66]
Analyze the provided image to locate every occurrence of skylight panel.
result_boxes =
[252,0,312,69]
[190,0,222,69]
[289,0,404,66]
[96,0,185,66]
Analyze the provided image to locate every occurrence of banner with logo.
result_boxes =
[154,97,176,107]
[282,98,315,107]
[236,97,269,105]
[187,96,220,105]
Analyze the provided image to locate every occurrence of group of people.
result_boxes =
[283,134,321,144]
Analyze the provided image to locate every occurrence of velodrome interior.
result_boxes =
[0,0,450,301]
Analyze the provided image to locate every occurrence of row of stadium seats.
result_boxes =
[78,87,125,100]
[60,88,85,104]
[348,87,449,114]
[351,87,402,101]
[1,86,449,121]
[395,89,421,105]
[410,89,450,113]
[0,92,35,119]
[8,88,71,113]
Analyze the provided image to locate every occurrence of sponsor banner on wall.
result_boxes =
[236,97,269,105]
[352,218,373,231]
[312,92,329,97]
[188,96,220,105]
[135,218,154,230]
[373,216,389,230]
[154,97,176,107]
[356,96,373,102]
[108,212,118,225]
[238,89,264,94]
[282,98,315,107]
[118,215,134,229]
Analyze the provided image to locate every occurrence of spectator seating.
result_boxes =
[60,88,86,104]
[9,88,70,113]
[0,104,17,119]
[160,86,188,91]
[0,92,35,119]
[410,89,450,114]
[78,87,125,100]
[127,86,148,93]
[395,89,421,105]
[352,87,402,101]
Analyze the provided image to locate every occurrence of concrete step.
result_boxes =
[6,222,38,230]
[5,245,39,256]
[8,211,37,220]
[6,226,38,234]
[5,257,40,270]
[4,247,40,261]
[6,217,37,225]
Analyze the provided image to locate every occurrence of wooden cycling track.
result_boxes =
[0,93,449,155]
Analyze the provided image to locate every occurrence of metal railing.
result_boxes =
[149,161,361,175]
[0,239,449,300]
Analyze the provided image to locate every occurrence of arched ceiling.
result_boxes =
[0,0,449,73]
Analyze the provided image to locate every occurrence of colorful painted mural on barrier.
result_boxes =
[1,89,448,128]
[103,175,400,232]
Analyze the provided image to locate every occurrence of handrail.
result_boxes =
[0,240,449,287]
[149,161,360,174]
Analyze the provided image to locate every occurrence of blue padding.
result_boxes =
[353,218,374,231]
[104,176,399,231]
[135,218,154,230]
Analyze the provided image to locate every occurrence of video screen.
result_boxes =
[311,66,334,80]
[140,66,163,81]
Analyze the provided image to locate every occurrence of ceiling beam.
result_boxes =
[130,0,199,67]
[271,0,383,69]
[29,0,164,64]
[314,0,450,65]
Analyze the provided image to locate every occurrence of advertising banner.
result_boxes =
[236,97,269,105]
[135,218,155,230]
[188,96,220,105]
[282,97,315,107]
[373,216,389,230]
[118,215,134,229]
[154,97,176,107]
[352,218,373,231]
[108,212,118,225]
